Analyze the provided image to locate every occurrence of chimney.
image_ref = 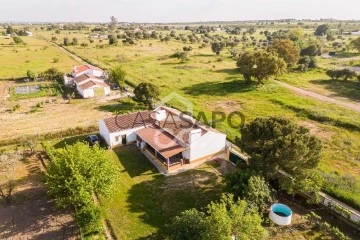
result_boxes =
[189,129,202,144]
[154,110,166,122]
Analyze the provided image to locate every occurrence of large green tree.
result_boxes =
[240,117,323,194]
[133,82,160,109]
[109,65,126,89]
[45,142,118,208]
[236,50,287,84]
[268,38,300,66]
[314,24,330,36]
[211,41,225,55]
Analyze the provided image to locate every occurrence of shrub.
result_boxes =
[53,57,59,63]
[13,36,23,44]
[326,68,357,80]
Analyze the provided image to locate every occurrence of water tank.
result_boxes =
[269,203,292,226]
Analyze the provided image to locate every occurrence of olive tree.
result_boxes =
[108,65,126,89]
[268,38,300,66]
[133,82,160,109]
[236,50,287,84]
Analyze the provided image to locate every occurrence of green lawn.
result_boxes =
[99,145,226,239]
[10,82,61,100]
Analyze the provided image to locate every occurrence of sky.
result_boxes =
[1,0,360,23]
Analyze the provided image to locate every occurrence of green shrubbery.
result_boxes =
[44,142,118,237]
[326,68,357,81]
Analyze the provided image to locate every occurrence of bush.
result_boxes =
[53,57,59,63]
[297,56,317,71]
[326,68,357,80]
[76,203,102,237]
[13,36,23,44]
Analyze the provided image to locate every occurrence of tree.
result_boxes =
[211,42,225,55]
[133,82,160,109]
[314,24,330,36]
[300,44,321,56]
[0,152,22,205]
[63,37,70,46]
[26,69,38,81]
[287,27,304,43]
[268,38,300,66]
[326,68,357,81]
[109,16,118,32]
[240,117,322,194]
[45,142,118,208]
[13,36,23,44]
[41,68,63,81]
[236,50,287,84]
[108,65,126,89]
[72,37,78,45]
[6,26,14,35]
[298,56,317,71]
[168,194,267,240]
[244,176,273,211]
[350,37,360,52]
[226,170,273,211]
[167,209,208,240]
[108,34,118,45]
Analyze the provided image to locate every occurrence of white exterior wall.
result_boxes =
[108,126,146,147]
[92,69,104,77]
[99,120,111,146]
[182,131,226,161]
[77,84,94,98]
[104,86,110,95]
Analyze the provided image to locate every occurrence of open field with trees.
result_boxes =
[1,20,360,239]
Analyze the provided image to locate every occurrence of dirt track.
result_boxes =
[275,80,360,113]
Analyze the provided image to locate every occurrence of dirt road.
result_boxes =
[275,80,360,113]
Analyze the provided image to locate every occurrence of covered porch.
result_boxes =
[136,125,187,173]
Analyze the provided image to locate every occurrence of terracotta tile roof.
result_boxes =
[74,74,91,84]
[78,80,96,90]
[74,64,102,75]
[103,111,152,133]
[74,65,90,75]
[136,125,185,158]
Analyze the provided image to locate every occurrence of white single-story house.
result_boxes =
[99,106,229,173]
[73,74,110,98]
[71,64,105,78]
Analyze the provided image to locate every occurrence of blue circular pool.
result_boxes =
[269,203,292,225]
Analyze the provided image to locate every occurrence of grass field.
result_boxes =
[0,35,79,79]
[98,145,227,239]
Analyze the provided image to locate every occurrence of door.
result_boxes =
[94,87,104,97]
[121,135,127,145]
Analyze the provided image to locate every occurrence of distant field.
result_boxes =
[0,36,79,79]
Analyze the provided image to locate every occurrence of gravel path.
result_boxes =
[275,80,360,113]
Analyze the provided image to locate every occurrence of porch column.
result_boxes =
[166,157,170,171]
